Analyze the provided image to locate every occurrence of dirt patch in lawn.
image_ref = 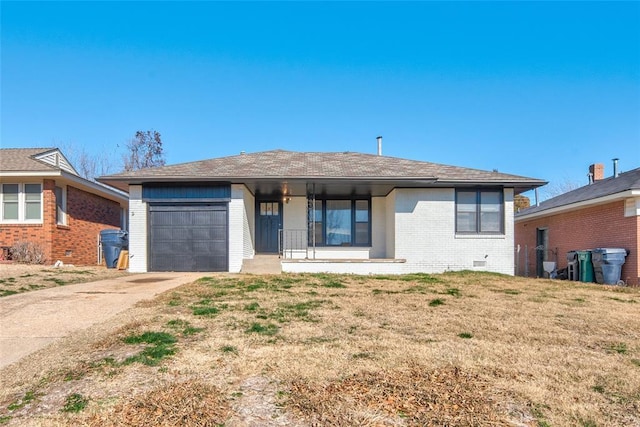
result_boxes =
[0,264,130,297]
[1,272,639,426]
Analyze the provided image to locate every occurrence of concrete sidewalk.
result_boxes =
[0,272,203,369]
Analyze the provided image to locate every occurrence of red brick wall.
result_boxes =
[51,185,122,265]
[0,179,123,265]
[515,200,639,286]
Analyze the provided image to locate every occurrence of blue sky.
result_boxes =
[2,1,639,199]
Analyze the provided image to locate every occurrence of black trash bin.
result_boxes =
[591,248,628,285]
[100,229,128,269]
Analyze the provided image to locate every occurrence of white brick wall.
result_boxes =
[131,183,515,275]
[242,187,255,259]
[370,196,387,258]
[127,185,147,273]
[284,188,515,275]
[385,190,396,258]
[228,184,247,273]
[282,197,309,259]
[283,197,307,230]
[392,188,514,275]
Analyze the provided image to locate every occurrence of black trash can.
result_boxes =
[591,248,628,285]
[100,229,128,269]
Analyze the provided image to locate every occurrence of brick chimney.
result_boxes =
[589,163,604,183]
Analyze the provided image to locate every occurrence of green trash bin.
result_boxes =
[576,250,594,283]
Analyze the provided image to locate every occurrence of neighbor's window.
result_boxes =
[309,199,371,246]
[24,184,42,220]
[2,184,19,221]
[1,183,42,222]
[55,186,67,225]
[456,190,503,234]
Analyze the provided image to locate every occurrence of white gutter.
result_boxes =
[515,189,640,221]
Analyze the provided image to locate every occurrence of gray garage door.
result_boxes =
[148,203,228,272]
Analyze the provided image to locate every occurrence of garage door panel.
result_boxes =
[149,204,228,272]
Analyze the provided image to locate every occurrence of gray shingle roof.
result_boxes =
[0,148,59,172]
[516,166,640,217]
[100,149,543,184]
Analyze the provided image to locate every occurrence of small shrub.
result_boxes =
[458,332,473,339]
[10,241,46,264]
[429,298,444,307]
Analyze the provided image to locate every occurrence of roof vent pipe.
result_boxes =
[613,158,619,178]
[377,136,382,156]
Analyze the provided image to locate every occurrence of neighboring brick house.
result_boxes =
[514,162,640,286]
[0,148,128,265]
[99,148,544,274]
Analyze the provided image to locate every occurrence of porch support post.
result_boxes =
[307,183,316,260]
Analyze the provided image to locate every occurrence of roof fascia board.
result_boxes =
[515,190,637,221]
[60,171,128,204]
[0,171,62,178]
[0,171,127,204]
[100,176,543,186]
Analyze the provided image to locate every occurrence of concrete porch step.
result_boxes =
[241,254,282,274]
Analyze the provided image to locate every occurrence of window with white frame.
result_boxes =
[1,183,42,222]
[55,185,67,225]
[456,189,504,234]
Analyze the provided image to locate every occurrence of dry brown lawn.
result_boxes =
[0,264,130,297]
[0,272,638,426]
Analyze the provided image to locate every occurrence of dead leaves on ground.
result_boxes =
[287,364,509,426]
[84,380,230,427]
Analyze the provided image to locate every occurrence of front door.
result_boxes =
[256,201,282,253]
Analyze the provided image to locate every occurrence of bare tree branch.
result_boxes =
[123,130,166,171]
[59,142,116,181]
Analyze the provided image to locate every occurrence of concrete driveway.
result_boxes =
[0,272,203,369]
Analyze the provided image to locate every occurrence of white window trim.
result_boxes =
[1,182,43,224]
[55,184,67,226]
